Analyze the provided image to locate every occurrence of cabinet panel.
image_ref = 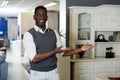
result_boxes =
[95,61,113,77]
[113,61,120,75]
[94,13,108,29]
[95,69,113,77]
[95,61,113,69]
[114,68,120,75]
[114,61,120,68]
[75,62,94,70]
[75,69,94,80]
[108,13,120,29]
[94,6,120,31]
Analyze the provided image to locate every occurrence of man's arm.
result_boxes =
[32,46,66,63]
[53,29,94,57]
[62,44,94,56]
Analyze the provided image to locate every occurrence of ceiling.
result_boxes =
[0,0,59,17]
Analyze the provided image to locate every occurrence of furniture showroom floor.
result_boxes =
[6,40,29,80]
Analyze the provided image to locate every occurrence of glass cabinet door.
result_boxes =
[77,13,91,41]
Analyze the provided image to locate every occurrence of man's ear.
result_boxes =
[33,15,36,20]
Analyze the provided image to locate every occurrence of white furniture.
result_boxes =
[71,58,120,80]
[69,5,120,80]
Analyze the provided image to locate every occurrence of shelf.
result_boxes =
[95,42,120,44]
[70,56,120,62]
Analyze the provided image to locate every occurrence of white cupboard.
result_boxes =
[71,58,120,80]
[69,5,120,80]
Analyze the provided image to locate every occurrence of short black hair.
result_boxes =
[34,6,47,14]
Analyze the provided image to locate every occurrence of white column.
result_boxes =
[58,0,70,80]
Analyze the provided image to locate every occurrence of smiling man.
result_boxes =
[23,6,94,80]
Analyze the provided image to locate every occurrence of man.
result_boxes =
[23,6,94,80]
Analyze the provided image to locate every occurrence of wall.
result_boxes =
[7,17,18,40]
[58,0,70,80]
[18,12,35,56]
[47,11,59,31]
[18,12,35,35]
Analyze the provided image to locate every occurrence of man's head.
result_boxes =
[33,6,48,29]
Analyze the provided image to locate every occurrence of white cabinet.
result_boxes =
[69,5,120,59]
[69,5,120,80]
[72,59,120,80]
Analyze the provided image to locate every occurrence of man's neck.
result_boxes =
[37,24,46,31]
[41,27,46,31]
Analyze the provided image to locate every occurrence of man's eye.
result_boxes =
[36,15,40,17]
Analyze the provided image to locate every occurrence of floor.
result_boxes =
[6,40,29,80]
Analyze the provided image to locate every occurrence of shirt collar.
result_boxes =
[34,25,48,34]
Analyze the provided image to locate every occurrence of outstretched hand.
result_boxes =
[81,44,94,51]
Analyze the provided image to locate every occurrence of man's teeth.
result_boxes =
[40,20,44,22]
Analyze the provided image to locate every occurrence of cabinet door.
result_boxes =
[74,62,94,80]
[69,7,94,44]
[75,62,94,69]
[113,61,120,75]
[69,7,95,59]
[114,68,120,75]
[75,69,94,80]
[95,61,113,69]
[76,10,94,43]
[95,69,113,77]
[95,61,113,77]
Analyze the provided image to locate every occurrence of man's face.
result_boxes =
[34,9,47,27]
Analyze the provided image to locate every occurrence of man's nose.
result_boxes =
[39,15,44,19]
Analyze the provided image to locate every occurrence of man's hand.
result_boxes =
[81,44,94,51]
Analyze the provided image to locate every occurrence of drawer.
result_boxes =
[95,69,113,77]
[75,62,94,70]
[95,61,113,69]
[75,69,94,75]
[75,69,94,80]
[114,68,120,75]
[114,61,120,68]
